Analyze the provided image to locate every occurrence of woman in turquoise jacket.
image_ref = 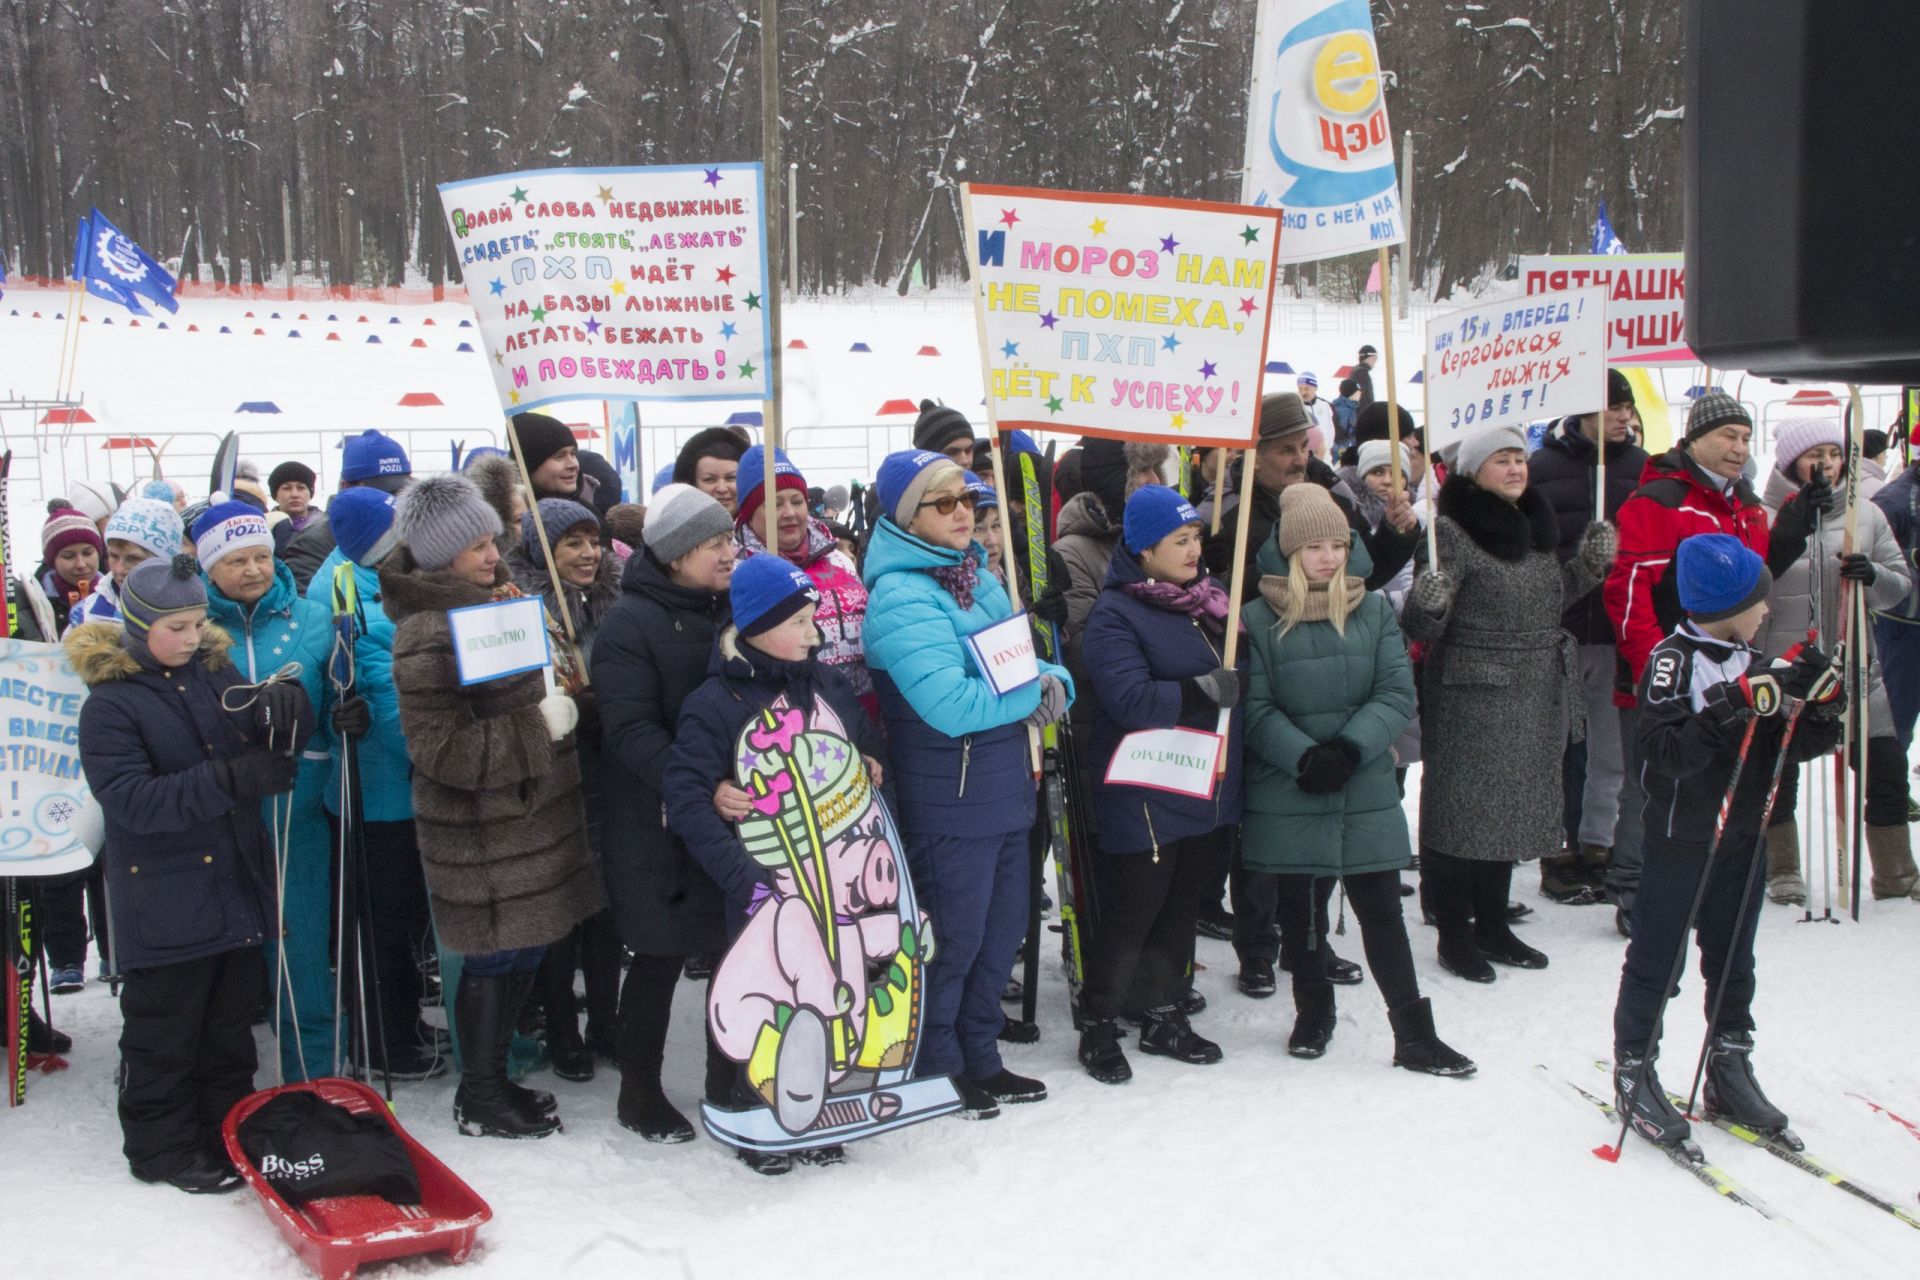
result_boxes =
[302,490,451,1084]
[196,499,340,1083]
[861,449,1072,1118]
[1241,485,1473,1077]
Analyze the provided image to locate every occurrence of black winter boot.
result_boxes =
[1425,855,1493,982]
[1387,998,1476,1077]
[738,1147,793,1175]
[1287,985,1336,1060]
[1540,852,1600,905]
[25,1009,71,1055]
[1472,862,1547,969]
[975,1067,1049,1103]
[539,946,594,1083]
[499,969,557,1118]
[1138,1007,1223,1064]
[615,981,693,1143]
[1078,1018,1132,1085]
[454,970,561,1139]
[952,1075,1001,1120]
[1703,1032,1790,1133]
[1613,1052,1690,1148]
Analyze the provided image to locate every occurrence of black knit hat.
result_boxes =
[268,461,317,495]
[1607,368,1635,409]
[1354,401,1422,447]
[671,427,748,485]
[510,412,577,474]
[912,399,975,455]
[1684,392,1753,443]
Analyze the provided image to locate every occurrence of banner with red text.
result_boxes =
[1424,288,1609,453]
[1518,253,1691,364]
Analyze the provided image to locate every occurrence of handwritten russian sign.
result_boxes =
[0,640,96,877]
[1423,288,1609,452]
[439,163,771,412]
[964,182,1282,447]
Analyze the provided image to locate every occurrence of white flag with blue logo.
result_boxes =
[1241,0,1406,264]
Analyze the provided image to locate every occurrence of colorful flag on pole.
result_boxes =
[1241,0,1406,264]
[76,209,178,315]
[1592,200,1628,256]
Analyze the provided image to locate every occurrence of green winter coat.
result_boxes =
[1239,540,1415,878]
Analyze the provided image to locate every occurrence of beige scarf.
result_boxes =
[1258,573,1365,623]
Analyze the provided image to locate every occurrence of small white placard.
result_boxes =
[447,596,551,686]
[1105,727,1225,801]
[963,611,1041,698]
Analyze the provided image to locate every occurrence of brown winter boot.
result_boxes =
[1864,824,1920,901]
[1765,821,1807,906]
[1577,843,1612,892]
[1540,850,1598,905]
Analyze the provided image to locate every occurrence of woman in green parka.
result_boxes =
[1241,484,1473,1076]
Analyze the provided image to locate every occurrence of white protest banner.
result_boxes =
[1105,727,1225,801]
[1423,288,1609,454]
[1241,0,1406,263]
[963,612,1041,699]
[448,596,552,686]
[1518,253,1692,364]
[963,183,1282,447]
[438,163,771,413]
[0,640,97,877]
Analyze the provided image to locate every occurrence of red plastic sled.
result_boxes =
[221,1078,491,1280]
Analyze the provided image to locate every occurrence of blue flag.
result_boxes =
[1592,199,1628,256]
[77,208,178,314]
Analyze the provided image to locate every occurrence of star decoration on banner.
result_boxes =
[1199,360,1217,379]
[1039,310,1058,329]
[704,168,723,187]
[1238,296,1257,316]
[1240,225,1260,244]
[597,184,614,202]
[488,277,505,297]
[530,305,548,322]
[1161,333,1181,352]
[1000,340,1020,358]
[493,349,505,366]
[999,208,1020,229]
[1088,218,1108,236]
[585,316,601,335]
[610,280,626,295]
[738,749,756,772]
[509,185,529,203]
[1045,395,1065,414]
[737,359,757,379]
[743,292,762,310]
[1160,233,1180,253]
[1170,413,1188,431]
[719,321,738,339]
[509,389,521,404]
[810,766,829,786]
[716,265,736,285]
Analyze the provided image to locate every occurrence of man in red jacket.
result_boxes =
[1602,392,1770,930]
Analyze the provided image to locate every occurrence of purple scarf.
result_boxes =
[931,554,979,612]
[1120,574,1230,632]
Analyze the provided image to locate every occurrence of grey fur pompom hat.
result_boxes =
[395,473,504,571]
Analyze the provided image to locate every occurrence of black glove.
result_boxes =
[1797,468,1837,517]
[1779,645,1842,704]
[253,680,305,743]
[1702,675,1781,737]
[1295,739,1361,795]
[215,749,298,803]
[1029,585,1069,626]
[1838,552,1876,584]
[1187,666,1241,709]
[329,695,371,741]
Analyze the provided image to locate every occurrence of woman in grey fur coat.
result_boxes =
[1402,426,1615,983]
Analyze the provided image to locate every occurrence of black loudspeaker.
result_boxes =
[1686,2,1920,383]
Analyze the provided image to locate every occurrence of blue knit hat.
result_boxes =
[731,553,819,638]
[735,444,808,528]
[339,429,411,489]
[963,470,999,511]
[121,554,208,638]
[330,487,401,567]
[650,462,677,496]
[1123,484,1201,554]
[1676,533,1773,622]
[520,497,600,563]
[875,450,963,527]
[105,496,184,559]
[190,497,273,572]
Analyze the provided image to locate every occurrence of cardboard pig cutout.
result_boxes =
[701,696,961,1152]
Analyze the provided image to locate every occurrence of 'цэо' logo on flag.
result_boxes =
[93,227,151,286]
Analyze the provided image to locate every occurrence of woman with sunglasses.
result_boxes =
[861,450,1074,1118]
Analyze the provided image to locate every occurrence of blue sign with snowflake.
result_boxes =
[0,640,97,877]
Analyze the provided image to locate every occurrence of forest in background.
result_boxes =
[0,1,1685,299]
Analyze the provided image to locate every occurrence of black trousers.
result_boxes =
[1082,834,1216,1021]
[539,908,622,1043]
[1276,870,1420,1018]
[1768,733,1909,828]
[118,947,265,1176]
[617,951,733,1104]
[1613,831,1766,1055]
[41,865,110,971]
[332,818,433,1063]
[1232,864,1334,965]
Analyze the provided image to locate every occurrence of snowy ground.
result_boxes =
[6,766,1920,1280]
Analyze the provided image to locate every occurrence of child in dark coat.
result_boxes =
[1610,533,1843,1149]
[663,554,893,1175]
[70,555,311,1193]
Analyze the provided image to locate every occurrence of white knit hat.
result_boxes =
[1456,426,1529,484]
[1356,439,1407,481]
[1772,416,1845,476]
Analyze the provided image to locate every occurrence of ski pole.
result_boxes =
[1849,586,1868,921]
[1682,696,1811,1118]
[1597,714,1761,1163]
[97,863,122,996]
